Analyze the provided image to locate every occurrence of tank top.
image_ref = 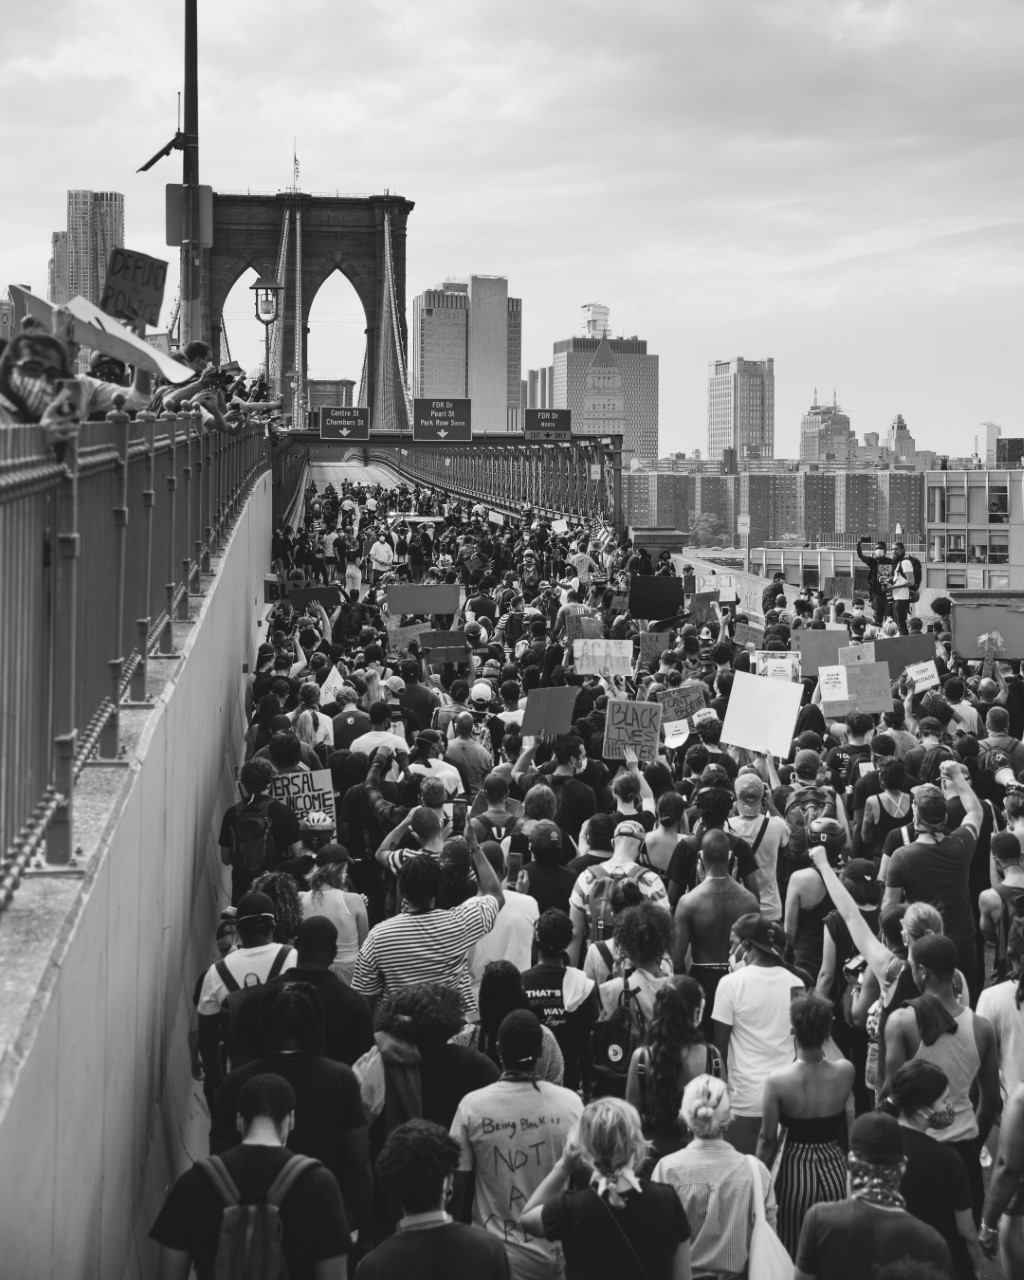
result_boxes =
[793,892,833,977]
[914,1007,980,1142]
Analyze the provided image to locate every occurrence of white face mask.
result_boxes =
[729,942,748,972]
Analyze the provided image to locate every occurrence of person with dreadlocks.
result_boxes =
[452,960,565,1085]
[666,769,762,909]
[520,1096,691,1280]
[450,1010,583,1280]
[794,1111,953,1279]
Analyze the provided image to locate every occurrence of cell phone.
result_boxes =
[452,800,467,835]
[505,850,523,884]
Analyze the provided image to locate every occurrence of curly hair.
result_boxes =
[917,746,956,785]
[374,1120,461,1214]
[642,976,706,1133]
[534,907,573,956]
[251,870,304,944]
[692,783,734,829]
[375,982,464,1050]
[790,991,834,1049]
[477,961,528,1063]
[397,854,443,910]
[614,901,672,971]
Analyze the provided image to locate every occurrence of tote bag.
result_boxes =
[745,1155,793,1280]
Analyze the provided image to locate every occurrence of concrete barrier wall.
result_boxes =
[0,472,272,1279]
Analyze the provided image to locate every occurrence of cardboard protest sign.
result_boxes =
[817,661,893,716]
[658,685,707,724]
[285,585,342,611]
[488,510,505,526]
[573,639,634,676]
[839,642,875,665]
[791,629,847,675]
[905,659,941,692]
[387,583,460,615]
[318,665,345,707]
[420,630,469,663]
[551,518,569,534]
[688,591,720,626]
[267,769,335,827]
[602,698,663,763]
[610,591,630,615]
[872,634,937,680]
[629,576,684,619]
[823,576,854,598]
[720,671,803,758]
[733,622,764,649]
[565,613,604,642]
[99,248,169,327]
[638,632,672,667]
[521,687,579,737]
[754,651,801,682]
[387,622,431,654]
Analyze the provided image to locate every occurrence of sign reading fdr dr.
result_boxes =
[413,398,472,442]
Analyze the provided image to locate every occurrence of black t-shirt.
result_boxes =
[667,830,757,893]
[542,1182,690,1280]
[885,825,978,963]
[796,1199,952,1279]
[899,1127,973,1278]
[211,1052,365,1190]
[850,771,883,811]
[419,1044,500,1131]
[546,775,598,842]
[356,1222,510,1280]
[399,682,440,728]
[521,961,598,1089]
[218,797,301,899]
[333,707,372,749]
[522,862,578,915]
[150,1144,348,1280]
[266,969,374,1066]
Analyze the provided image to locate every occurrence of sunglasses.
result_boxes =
[13,358,63,378]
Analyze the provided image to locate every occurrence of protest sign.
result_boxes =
[551,518,569,534]
[696,574,733,593]
[265,583,340,609]
[267,769,335,827]
[663,721,691,748]
[838,642,875,665]
[629,576,684,619]
[905,659,941,691]
[720,672,803,758]
[610,591,630,615]
[387,583,460,615]
[318,665,345,707]
[733,622,764,649]
[872,634,937,680]
[99,248,169,327]
[638,631,672,667]
[574,639,634,676]
[689,591,720,626]
[658,685,707,725]
[602,698,663,763]
[823,576,854,598]
[488,510,505,526]
[817,661,893,716]
[521,687,579,737]
[420,630,469,663]
[387,621,431,654]
[754,651,801,682]
[791,629,847,675]
[565,613,604,642]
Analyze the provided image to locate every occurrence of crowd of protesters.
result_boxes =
[142,472,1024,1280]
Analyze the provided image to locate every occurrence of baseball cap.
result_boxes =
[235,891,276,923]
[315,843,352,865]
[733,913,788,964]
[384,675,406,695]
[914,784,947,826]
[465,621,483,639]
[699,627,712,641]
[850,1112,904,1166]
[796,731,823,752]
[735,773,765,800]
[794,749,821,780]
[614,819,646,843]
[483,660,502,677]
[918,717,942,737]
[470,681,493,704]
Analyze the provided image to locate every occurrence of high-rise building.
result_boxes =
[883,414,916,463]
[799,390,854,465]
[707,357,774,462]
[551,308,659,460]
[64,190,124,305]
[47,232,69,304]
[0,285,33,344]
[975,422,1002,467]
[409,276,522,432]
[581,301,610,338]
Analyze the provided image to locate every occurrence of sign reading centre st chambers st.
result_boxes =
[413,399,472,442]
[320,407,369,441]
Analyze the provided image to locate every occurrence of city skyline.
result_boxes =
[3,1,1022,456]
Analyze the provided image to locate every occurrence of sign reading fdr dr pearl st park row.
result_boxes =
[413,399,472,441]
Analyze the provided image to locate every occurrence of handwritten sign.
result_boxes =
[720,672,803,758]
[817,661,893,716]
[823,576,854,598]
[318,665,346,707]
[839,642,875,665]
[387,621,431,654]
[602,698,663,763]
[99,247,168,327]
[574,639,634,676]
[658,685,707,725]
[609,591,629,615]
[565,613,604,642]
[755,651,801,682]
[551,518,569,534]
[688,591,720,627]
[638,632,672,667]
[488,510,505,526]
[387,583,460,615]
[521,687,579,737]
[420,630,469,663]
[905,659,941,691]
[266,768,335,827]
[733,622,765,650]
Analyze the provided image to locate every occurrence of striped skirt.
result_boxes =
[774,1138,848,1256]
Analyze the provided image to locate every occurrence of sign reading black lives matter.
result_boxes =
[413,398,472,441]
[99,248,168,327]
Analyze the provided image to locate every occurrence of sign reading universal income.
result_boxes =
[413,398,472,442]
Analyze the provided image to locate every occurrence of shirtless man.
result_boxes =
[673,829,758,1032]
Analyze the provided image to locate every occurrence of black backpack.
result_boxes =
[199,1152,319,1280]
[590,976,647,1097]
[232,795,275,875]
[217,946,295,1066]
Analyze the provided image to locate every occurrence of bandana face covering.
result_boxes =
[9,370,55,418]
[923,1100,955,1131]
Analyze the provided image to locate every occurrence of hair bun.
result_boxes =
[696,1104,712,1118]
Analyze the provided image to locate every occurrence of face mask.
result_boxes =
[9,369,55,417]
[923,1101,955,1131]
[729,944,747,972]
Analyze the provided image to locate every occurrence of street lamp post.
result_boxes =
[250,273,283,397]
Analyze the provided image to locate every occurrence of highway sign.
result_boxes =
[413,399,472,441]
[320,406,369,441]
[737,515,751,535]
[524,408,571,441]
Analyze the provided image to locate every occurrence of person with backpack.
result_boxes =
[568,820,669,967]
[196,892,298,1096]
[219,759,303,904]
[979,704,1024,776]
[150,1072,350,1280]
[890,540,921,635]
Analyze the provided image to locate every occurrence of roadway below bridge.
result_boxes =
[306,459,404,491]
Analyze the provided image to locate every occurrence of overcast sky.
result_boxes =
[4,0,1023,458]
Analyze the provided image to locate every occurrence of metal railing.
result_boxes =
[0,407,267,920]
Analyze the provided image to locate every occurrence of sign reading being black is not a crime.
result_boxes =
[413,399,472,441]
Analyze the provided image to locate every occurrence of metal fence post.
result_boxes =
[179,407,194,613]
[46,435,80,864]
[160,411,178,654]
[99,398,130,757]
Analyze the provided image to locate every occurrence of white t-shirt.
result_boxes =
[468,891,539,998]
[349,729,410,757]
[725,814,788,921]
[712,964,802,1115]
[408,758,464,800]
[197,943,297,1015]
[976,979,1024,1099]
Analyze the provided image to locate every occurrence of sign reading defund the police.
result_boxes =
[266,769,335,828]
[99,248,169,327]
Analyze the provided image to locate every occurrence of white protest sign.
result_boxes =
[266,769,336,827]
[387,621,431,653]
[318,665,345,706]
[839,642,875,665]
[663,721,690,748]
[754,651,801,682]
[818,661,893,716]
[552,518,569,534]
[720,671,803,758]
[488,509,505,526]
[574,639,634,676]
[818,665,850,703]
[602,698,663,762]
[905,659,940,691]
